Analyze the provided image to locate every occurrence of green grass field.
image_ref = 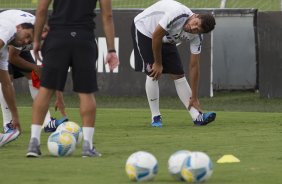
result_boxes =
[1,92,282,184]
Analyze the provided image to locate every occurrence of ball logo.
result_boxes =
[59,133,73,145]
[125,164,136,180]
[70,32,77,37]
[181,169,194,182]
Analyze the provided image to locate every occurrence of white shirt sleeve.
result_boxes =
[0,23,15,45]
[190,34,203,54]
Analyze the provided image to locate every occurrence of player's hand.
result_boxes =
[33,65,42,78]
[149,63,163,80]
[54,91,67,117]
[33,41,42,62]
[11,118,22,133]
[188,97,202,112]
[105,52,120,71]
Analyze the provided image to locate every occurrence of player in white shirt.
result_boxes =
[0,10,34,147]
[131,0,216,127]
[0,19,68,147]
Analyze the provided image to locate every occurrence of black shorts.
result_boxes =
[41,29,98,93]
[131,22,184,75]
[8,51,35,79]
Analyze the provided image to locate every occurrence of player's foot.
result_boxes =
[151,115,163,127]
[193,112,216,126]
[82,141,102,157]
[26,138,42,158]
[3,121,13,133]
[0,123,20,147]
[44,117,68,132]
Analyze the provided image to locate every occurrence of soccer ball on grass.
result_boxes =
[56,121,83,146]
[125,151,158,182]
[168,150,191,181]
[47,131,76,157]
[181,151,213,182]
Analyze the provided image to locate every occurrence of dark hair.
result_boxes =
[199,13,216,33]
[20,23,34,29]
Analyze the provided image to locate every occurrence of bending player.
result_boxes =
[0,21,67,147]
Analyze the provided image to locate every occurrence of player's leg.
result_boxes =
[172,74,216,125]
[163,44,216,125]
[131,22,162,127]
[26,31,69,157]
[28,79,51,124]
[26,87,55,157]
[18,50,66,130]
[17,50,67,132]
[72,31,101,157]
[0,83,12,132]
[145,76,162,127]
[0,50,20,147]
[28,79,68,131]
[171,74,202,119]
[0,60,22,133]
[78,92,101,157]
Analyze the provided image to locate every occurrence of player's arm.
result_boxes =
[0,69,21,131]
[188,53,201,111]
[33,0,52,61]
[150,24,166,80]
[100,0,115,51]
[0,39,4,49]
[100,0,119,70]
[8,46,41,74]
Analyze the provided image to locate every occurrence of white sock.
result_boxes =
[28,80,51,127]
[28,80,38,100]
[174,77,200,120]
[31,124,42,144]
[0,83,12,131]
[145,76,161,120]
[83,127,94,149]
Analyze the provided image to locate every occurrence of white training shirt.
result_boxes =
[0,10,35,70]
[134,0,202,54]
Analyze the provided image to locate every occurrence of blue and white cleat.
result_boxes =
[193,112,216,126]
[44,117,68,132]
[151,115,163,127]
[0,123,20,147]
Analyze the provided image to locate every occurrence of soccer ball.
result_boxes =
[181,151,213,183]
[56,121,83,146]
[168,150,191,180]
[47,131,76,157]
[125,151,158,182]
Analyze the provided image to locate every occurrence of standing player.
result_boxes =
[26,0,120,157]
[131,0,216,127]
[0,10,35,146]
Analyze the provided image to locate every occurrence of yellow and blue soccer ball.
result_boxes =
[168,150,191,181]
[125,151,158,182]
[56,121,83,146]
[47,131,76,157]
[181,151,213,183]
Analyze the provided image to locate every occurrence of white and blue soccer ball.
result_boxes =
[168,150,191,181]
[47,131,76,157]
[181,151,213,183]
[125,151,158,182]
[56,121,83,146]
